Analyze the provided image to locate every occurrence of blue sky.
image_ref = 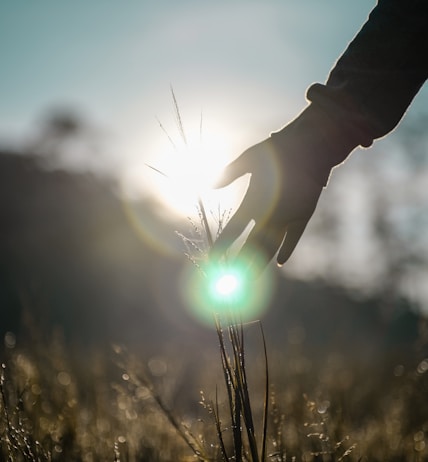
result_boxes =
[1,1,379,159]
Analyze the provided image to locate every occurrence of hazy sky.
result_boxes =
[5,0,428,222]
[1,1,380,157]
[2,1,428,307]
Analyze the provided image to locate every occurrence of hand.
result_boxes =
[211,133,323,274]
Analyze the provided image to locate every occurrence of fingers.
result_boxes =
[238,223,286,277]
[277,219,309,266]
[213,149,253,189]
[211,215,309,278]
[210,198,253,258]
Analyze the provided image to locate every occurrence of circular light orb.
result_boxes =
[180,252,275,327]
[215,273,239,296]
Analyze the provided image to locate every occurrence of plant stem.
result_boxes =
[198,196,214,249]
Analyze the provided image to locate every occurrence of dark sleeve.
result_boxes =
[310,0,428,145]
[272,0,428,186]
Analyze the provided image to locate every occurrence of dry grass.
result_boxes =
[1,328,428,461]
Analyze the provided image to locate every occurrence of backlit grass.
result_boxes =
[1,326,428,461]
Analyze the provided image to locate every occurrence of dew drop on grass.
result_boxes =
[57,371,71,386]
[393,364,404,376]
[414,431,425,441]
[31,383,42,395]
[68,399,77,408]
[415,441,426,452]
[136,386,150,400]
[80,409,92,423]
[41,401,53,414]
[112,344,122,354]
[317,400,330,414]
[4,332,16,349]
[414,431,426,452]
[148,357,167,377]
[126,409,138,420]
[417,359,428,374]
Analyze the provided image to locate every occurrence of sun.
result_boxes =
[144,121,244,219]
[118,114,250,258]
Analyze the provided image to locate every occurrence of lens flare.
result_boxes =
[180,252,275,327]
[205,263,247,308]
[215,273,239,296]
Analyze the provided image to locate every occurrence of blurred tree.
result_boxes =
[27,108,115,175]
[285,112,428,310]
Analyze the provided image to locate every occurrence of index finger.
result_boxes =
[238,222,286,277]
[210,199,254,259]
[277,219,309,266]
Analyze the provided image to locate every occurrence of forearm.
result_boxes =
[311,0,428,143]
[272,0,428,186]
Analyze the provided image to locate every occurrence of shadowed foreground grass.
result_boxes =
[1,325,428,462]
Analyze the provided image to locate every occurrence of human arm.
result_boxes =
[212,0,428,272]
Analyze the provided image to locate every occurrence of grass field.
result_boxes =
[1,320,428,462]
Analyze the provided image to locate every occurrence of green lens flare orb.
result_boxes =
[215,273,239,296]
[180,253,275,327]
[206,264,247,307]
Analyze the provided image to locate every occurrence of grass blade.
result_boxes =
[212,387,229,462]
[156,115,177,150]
[171,85,187,146]
[260,323,269,462]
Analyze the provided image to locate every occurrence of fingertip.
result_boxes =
[277,220,309,266]
[276,253,290,267]
[276,241,296,267]
[276,246,294,267]
[211,174,232,190]
[277,254,292,267]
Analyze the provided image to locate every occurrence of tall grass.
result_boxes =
[154,87,271,461]
[210,316,269,462]
[3,325,428,461]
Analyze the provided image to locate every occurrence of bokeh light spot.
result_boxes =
[180,251,275,327]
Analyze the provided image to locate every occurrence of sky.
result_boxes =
[0,1,379,161]
[2,1,428,307]
[0,0,384,216]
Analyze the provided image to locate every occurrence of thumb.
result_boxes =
[213,150,252,189]
[277,219,309,266]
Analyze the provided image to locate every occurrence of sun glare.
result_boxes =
[145,123,242,219]
[154,137,227,215]
[118,116,249,258]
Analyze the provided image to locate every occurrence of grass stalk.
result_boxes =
[0,364,14,461]
[126,364,207,462]
[155,89,270,461]
[212,387,229,462]
[260,323,269,462]
[213,312,270,462]
[215,315,243,460]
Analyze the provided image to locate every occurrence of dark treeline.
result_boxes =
[0,149,425,365]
